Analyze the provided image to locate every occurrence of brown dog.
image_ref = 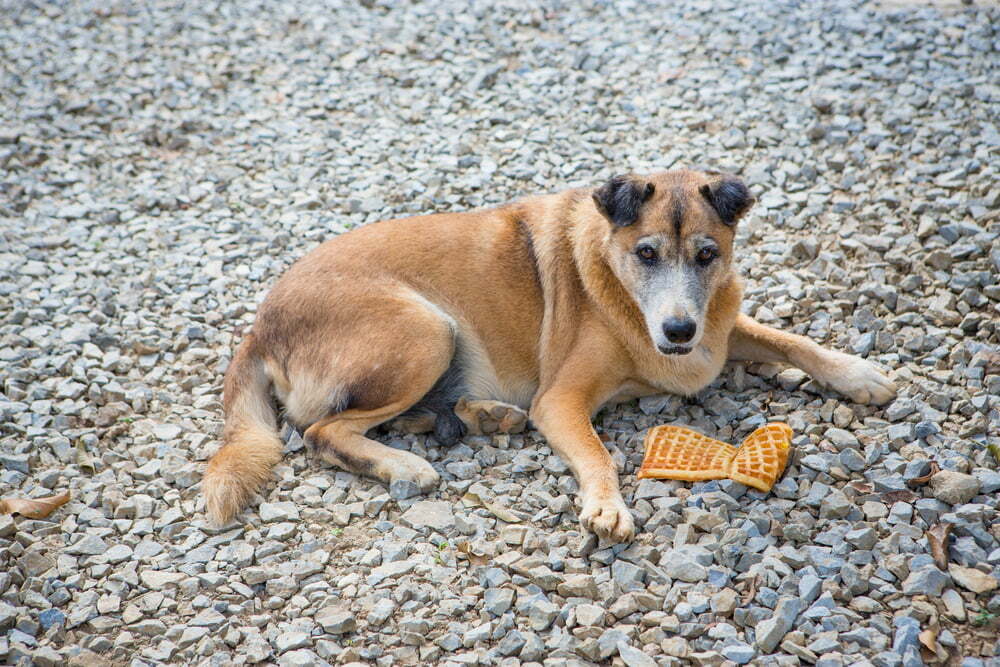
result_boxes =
[203,169,895,541]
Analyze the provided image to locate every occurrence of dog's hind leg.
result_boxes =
[306,408,442,493]
[454,397,528,435]
[388,413,437,435]
[297,291,460,492]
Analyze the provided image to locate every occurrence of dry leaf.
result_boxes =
[918,627,936,651]
[926,522,953,571]
[76,440,96,473]
[482,500,522,523]
[462,492,523,524]
[906,460,940,488]
[0,491,71,519]
[849,481,873,494]
[882,489,917,504]
[918,627,948,664]
[456,541,489,567]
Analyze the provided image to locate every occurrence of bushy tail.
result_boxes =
[202,335,283,525]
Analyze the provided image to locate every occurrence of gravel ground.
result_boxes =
[2,0,999,666]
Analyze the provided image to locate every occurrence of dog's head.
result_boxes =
[592,169,753,356]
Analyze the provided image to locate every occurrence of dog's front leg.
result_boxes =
[729,313,896,405]
[531,388,635,543]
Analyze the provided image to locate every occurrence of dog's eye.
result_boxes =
[636,246,658,264]
[696,247,718,266]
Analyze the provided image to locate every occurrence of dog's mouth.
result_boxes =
[657,344,692,356]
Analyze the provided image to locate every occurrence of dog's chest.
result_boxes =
[634,343,727,397]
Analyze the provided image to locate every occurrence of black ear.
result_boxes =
[699,177,753,225]
[592,176,655,227]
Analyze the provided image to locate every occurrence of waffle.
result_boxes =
[638,422,792,493]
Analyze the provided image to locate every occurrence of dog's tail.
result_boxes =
[202,334,283,525]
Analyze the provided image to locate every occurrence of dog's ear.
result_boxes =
[699,176,754,226]
[592,175,655,227]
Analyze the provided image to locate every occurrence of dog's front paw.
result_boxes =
[580,493,635,543]
[816,351,897,406]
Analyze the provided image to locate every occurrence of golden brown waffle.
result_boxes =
[638,422,792,493]
[729,422,793,491]
[638,426,737,481]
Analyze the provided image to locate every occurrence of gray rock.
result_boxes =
[367,598,395,627]
[389,479,420,500]
[930,471,982,505]
[618,641,658,667]
[0,601,18,629]
[973,470,1000,494]
[315,606,355,634]
[575,603,606,627]
[661,546,712,582]
[66,534,108,555]
[901,566,950,596]
[259,502,300,522]
[275,631,311,653]
[755,597,802,653]
[497,630,526,656]
[400,500,455,532]
[279,650,321,667]
[366,559,416,586]
[519,632,546,661]
[139,570,185,590]
[893,615,921,655]
[0,454,29,474]
[948,564,999,594]
[611,559,646,588]
[596,629,629,660]
[526,596,559,631]
[558,573,600,598]
[826,428,859,451]
[820,489,852,519]
[722,642,756,665]
[484,588,514,616]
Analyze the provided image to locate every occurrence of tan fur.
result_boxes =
[454,398,528,434]
[202,169,895,535]
[203,335,284,525]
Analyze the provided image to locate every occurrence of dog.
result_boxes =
[202,169,896,541]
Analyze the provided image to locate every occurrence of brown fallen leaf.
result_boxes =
[918,626,948,664]
[455,541,489,567]
[849,481,874,494]
[926,522,953,571]
[461,492,523,524]
[918,626,936,649]
[882,489,918,504]
[906,460,940,488]
[0,491,71,519]
[76,440,96,474]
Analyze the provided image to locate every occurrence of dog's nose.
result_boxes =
[662,317,696,344]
